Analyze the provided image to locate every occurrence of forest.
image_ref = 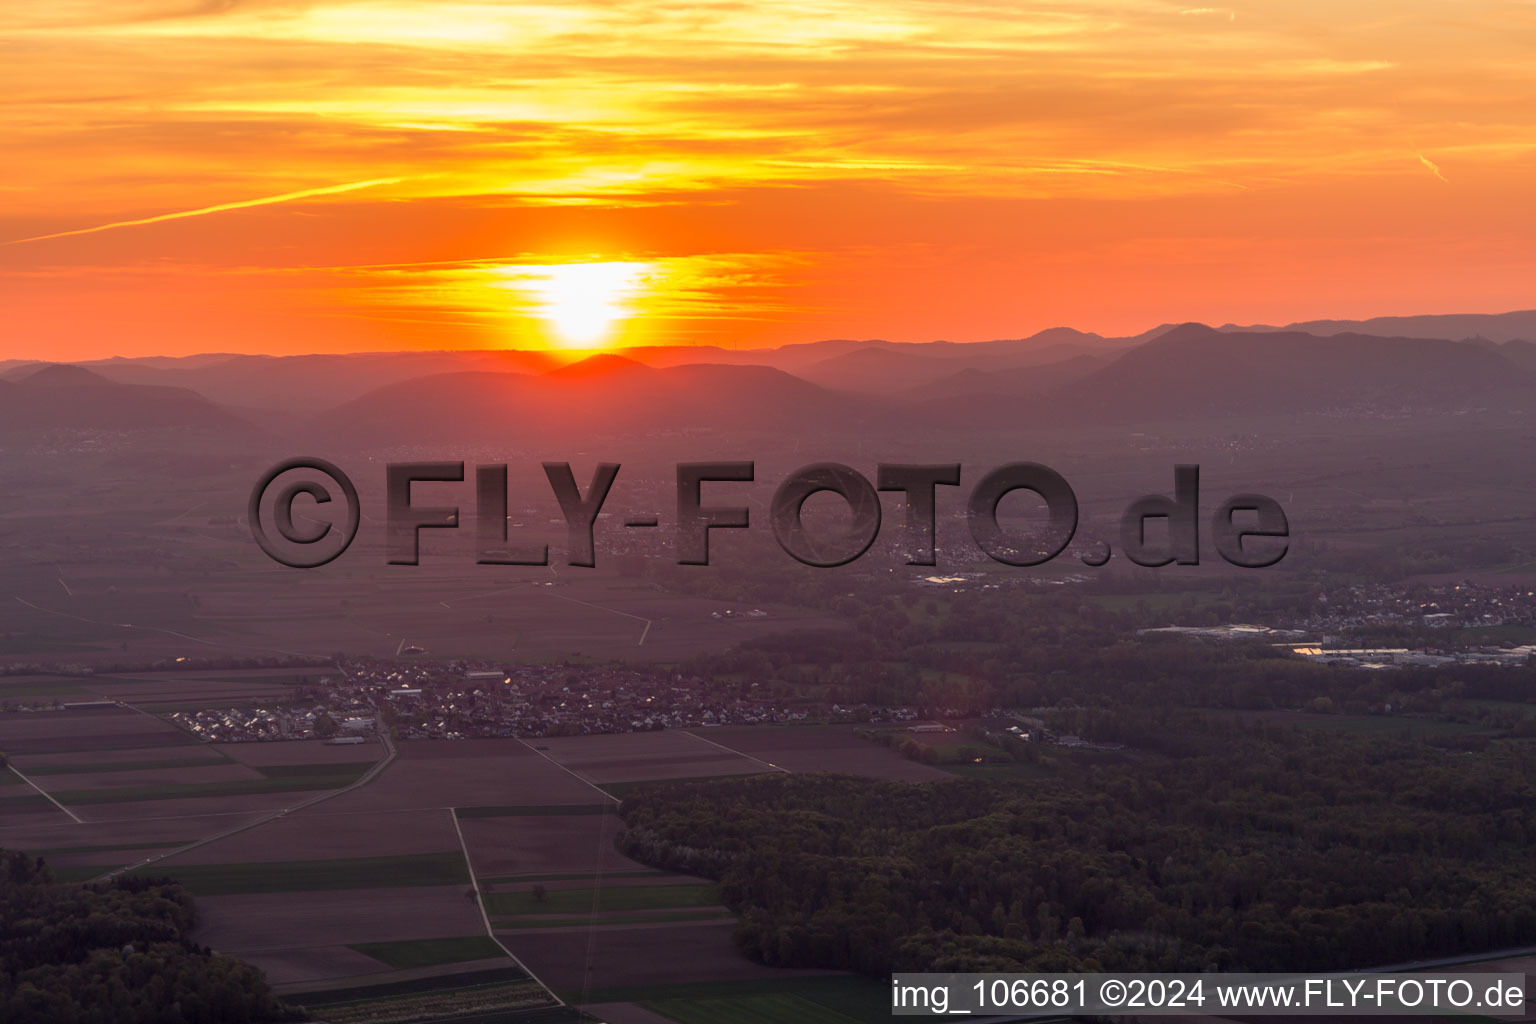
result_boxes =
[0,851,298,1024]
[617,721,1536,976]
[620,531,1536,982]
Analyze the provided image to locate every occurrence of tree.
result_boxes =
[531,884,547,904]
[312,712,339,738]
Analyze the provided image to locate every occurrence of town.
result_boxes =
[166,658,922,743]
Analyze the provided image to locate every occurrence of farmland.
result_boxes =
[349,936,507,970]
[580,976,905,1024]
[153,851,472,895]
[530,730,774,784]
[485,883,720,917]
[0,681,982,1022]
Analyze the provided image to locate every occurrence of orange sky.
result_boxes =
[5,1,1536,359]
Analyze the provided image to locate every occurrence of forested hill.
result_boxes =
[616,728,1536,976]
[0,851,298,1024]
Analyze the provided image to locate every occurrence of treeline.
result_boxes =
[616,729,1536,976]
[0,851,298,1024]
[687,611,1536,725]
[853,724,1043,766]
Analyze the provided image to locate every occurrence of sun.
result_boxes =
[528,261,649,347]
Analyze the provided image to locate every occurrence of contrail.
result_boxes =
[6,177,403,245]
[1417,154,1448,184]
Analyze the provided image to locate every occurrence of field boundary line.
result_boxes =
[545,592,653,647]
[511,738,622,1009]
[8,764,84,824]
[681,730,791,775]
[513,739,620,804]
[449,806,566,1008]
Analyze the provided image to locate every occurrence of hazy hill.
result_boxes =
[796,348,984,393]
[0,328,1128,415]
[0,364,250,433]
[68,349,567,417]
[1034,324,1536,423]
[1468,337,1536,371]
[917,354,1104,401]
[1227,309,1536,344]
[313,324,1534,442]
[16,312,1536,440]
[310,357,877,444]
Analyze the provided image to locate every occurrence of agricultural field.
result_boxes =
[348,936,507,970]
[0,704,194,756]
[0,696,944,1020]
[215,737,391,765]
[635,976,897,1024]
[530,729,774,785]
[0,667,314,708]
[507,921,839,995]
[0,706,392,882]
[414,734,855,1007]
[321,738,612,813]
[486,883,721,918]
[457,808,636,879]
[158,807,461,865]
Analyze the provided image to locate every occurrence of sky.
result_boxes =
[5,0,1536,359]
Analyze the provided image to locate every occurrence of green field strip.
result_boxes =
[348,935,508,969]
[642,992,864,1024]
[492,909,736,929]
[391,1009,589,1024]
[306,984,561,1024]
[30,840,192,856]
[0,768,26,786]
[22,756,232,776]
[566,976,893,1015]
[455,803,616,819]
[484,883,719,917]
[292,966,534,1007]
[155,851,471,895]
[51,767,372,805]
[481,870,667,885]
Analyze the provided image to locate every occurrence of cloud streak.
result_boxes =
[6,177,403,245]
[1417,154,1449,183]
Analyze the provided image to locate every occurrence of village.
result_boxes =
[165,658,923,743]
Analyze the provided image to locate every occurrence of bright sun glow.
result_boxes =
[525,261,650,347]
